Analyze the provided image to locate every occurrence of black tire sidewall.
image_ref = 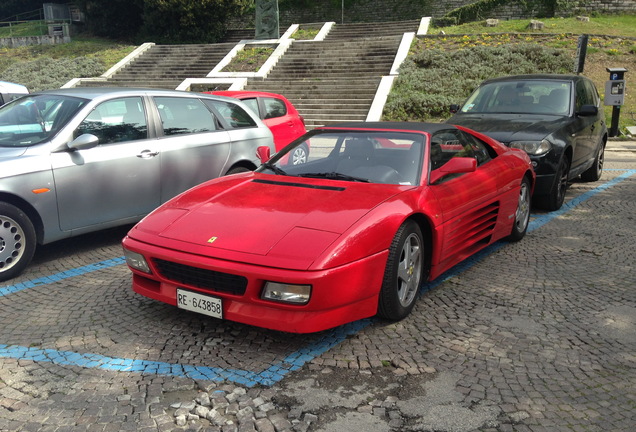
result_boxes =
[0,202,37,282]
[507,177,531,242]
[377,220,423,321]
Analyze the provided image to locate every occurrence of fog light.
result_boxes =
[123,249,151,274]
[262,282,311,304]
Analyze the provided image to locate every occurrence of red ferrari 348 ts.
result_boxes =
[123,122,534,333]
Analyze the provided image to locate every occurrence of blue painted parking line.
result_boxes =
[0,257,126,297]
[1,169,634,386]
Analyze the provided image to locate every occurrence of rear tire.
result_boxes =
[0,202,36,282]
[580,141,605,182]
[291,144,309,165]
[377,220,426,321]
[507,177,531,242]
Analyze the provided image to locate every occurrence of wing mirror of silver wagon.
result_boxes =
[68,133,99,151]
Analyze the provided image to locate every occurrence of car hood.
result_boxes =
[0,147,27,158]
[139,174,408,267]
[449,113,565,142]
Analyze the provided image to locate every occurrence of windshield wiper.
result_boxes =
[263,161,288,176]
[298,172,369,183]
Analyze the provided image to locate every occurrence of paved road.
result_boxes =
[1,142,635,432]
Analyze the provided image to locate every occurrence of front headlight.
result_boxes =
[262,282,311,304]
[123,249,151,274]
[509,139,552,156]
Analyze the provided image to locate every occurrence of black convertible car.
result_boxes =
[448,74,607,210]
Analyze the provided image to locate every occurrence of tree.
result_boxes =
[139,0,251,44]
[73,0,144,40]
[0,1,60,21]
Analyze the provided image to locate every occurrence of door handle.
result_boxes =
[137,150,159,159]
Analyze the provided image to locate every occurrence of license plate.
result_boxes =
[176,289,223,319]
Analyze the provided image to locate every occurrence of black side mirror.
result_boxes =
[577,104,598,117]
[449,104,460,114]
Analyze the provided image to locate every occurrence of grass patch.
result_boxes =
[293,28,320,40]
[434,15,636,38]
[222,45,274,72]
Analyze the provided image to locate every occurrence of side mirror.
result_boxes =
[256,145,271,162]
[577,104,598,117]
[430,157,477,184]
[450,104,460,114]
[68,133,99,151]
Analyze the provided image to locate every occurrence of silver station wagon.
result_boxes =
[0,87,274,281]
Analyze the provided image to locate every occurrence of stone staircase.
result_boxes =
[324,19,420,40]
[243,20,418,128]
[78,43,236,89]
[74,20,420,127]
[245,35,402,128]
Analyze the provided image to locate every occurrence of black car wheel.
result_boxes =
[377,220,426,321]
[507,176,532,242]
[0,202,36,282]
[535,157,570,211]
[291,144,308,165]
[580,141,605,182]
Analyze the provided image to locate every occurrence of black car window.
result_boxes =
[462,80,571,115]
[75,97,148,144]
[575,80,593,112]
[263,97,287,119]
[205,99,257,129]
[154,97,216,136]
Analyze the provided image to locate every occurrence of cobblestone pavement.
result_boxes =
[1,142,635,432]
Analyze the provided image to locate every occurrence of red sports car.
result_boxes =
[123,122,534,333]
[207,91,307,163]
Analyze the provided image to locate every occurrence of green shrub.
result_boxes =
[384,43,573,121]
[0,56,105,91]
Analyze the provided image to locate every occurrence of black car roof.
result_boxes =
[480,74,588,85]
[320,122,456,134]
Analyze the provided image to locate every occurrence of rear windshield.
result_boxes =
[461,80,572,116]
[0,94,88,147]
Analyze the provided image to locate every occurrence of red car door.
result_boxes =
[427,129,505,270]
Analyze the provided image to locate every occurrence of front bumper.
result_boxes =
[123,236,388,333]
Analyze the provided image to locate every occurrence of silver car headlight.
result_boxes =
[123,249,151,274]
[509,139,552,156]
[262,282,311,304]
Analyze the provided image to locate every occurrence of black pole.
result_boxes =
[610,106,621,137]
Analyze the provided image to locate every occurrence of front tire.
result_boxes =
[507,176,532,242]
[377,220,426,321]
[534,156,570,211]
[580,141,605,182]
[0,203,36,282]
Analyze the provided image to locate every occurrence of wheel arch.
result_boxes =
[405,213,433,277]
[0,192,44,244]
[225,160,257,175]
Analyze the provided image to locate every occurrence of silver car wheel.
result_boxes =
[396,232,422,308]
[514,180,531,233]
[0,215,26,272]
[292,145,308,165]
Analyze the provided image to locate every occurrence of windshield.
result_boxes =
[461,80,572,116]
[257,130,424,186]
[0,94,88,147]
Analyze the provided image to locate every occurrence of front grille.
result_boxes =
[153,259,247,295]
